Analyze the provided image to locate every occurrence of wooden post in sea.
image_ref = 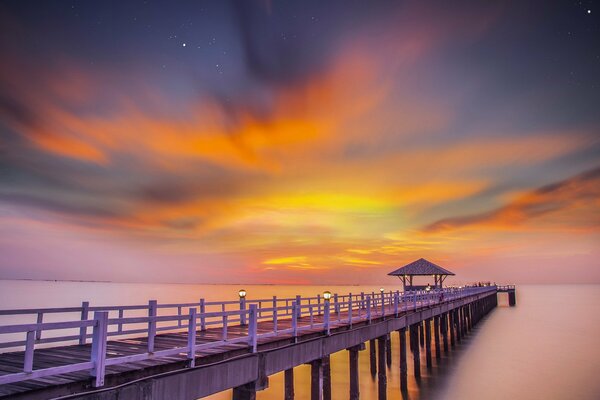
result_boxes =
[419,322,425,347]
[399,327,408,392]
[377,336,387,400]
[441,313,449,353]
[348,343,364,400]
[457,308,463,341]
[425,318,432,368]
[284,368,294,400]
[369,339,377,378]
[311,358,323,400]
[434,315,441,359]
[386,333,392,368]
[449,311,455,347]
[323,355,331,400]
[410,324,421,378]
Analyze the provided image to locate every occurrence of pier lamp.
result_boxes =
[425,285,431,292]
[323,291,332,301]
[239,289,247,326]
[379,287,384,294]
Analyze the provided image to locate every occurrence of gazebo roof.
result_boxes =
[387,258,455,276]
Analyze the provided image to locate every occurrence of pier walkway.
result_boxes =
[0,286,505,399]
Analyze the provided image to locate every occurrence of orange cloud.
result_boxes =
[424,166,600,233]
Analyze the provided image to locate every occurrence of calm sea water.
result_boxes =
[0,281,599,400]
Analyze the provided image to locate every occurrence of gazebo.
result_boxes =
[388,258,455,291]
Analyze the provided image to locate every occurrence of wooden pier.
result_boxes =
[0,285,508,399]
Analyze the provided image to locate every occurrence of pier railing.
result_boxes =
[0,286,496,387]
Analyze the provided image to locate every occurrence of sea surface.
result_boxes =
[0,281,599,400]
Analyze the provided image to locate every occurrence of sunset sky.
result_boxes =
[0,1,598,284]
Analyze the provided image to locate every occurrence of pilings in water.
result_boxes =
[441,312,449,353]
[449,311,455,347]
[234,292,500,400]
[410,323,421,378]
[323,355,331,400]
[377,335,387,400]
[369,339,377,378]
[385,334,392,369]
[310,358,323,400]
[348,344,364,400]
[425,318,432,368]
[508,290,516,306]
[284,369,294,400]
[399,327,408,392]
[433,316,441,359]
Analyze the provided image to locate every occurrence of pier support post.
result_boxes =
[441,313,448,353]
[454,309,460,342]
[348,343,364,400]
[419,322,425,348]
[323,355,331,400]
[425,318,432,368]
[285,368,294,400]
[386,334,392,369]
[369,339,377,378]
[449,311,455,347]
[467,305,472,331]
[232,386,256,400]
[399,327,408,392]
[410,324,421,378]
[377,336,387,400]
[508,290,516,306]
[233,360,269,400]
[434,316,441,359]
[311,358,323,400]
[458,308,464,340]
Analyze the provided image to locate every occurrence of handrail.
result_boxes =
[0,286,498,387]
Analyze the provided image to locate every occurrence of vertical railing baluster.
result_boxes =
[333,293,339,314]
[348,293,353,327]
[187,308,197,367]
[317,294,321,315]
[24,330,35,373]
[295,295,302,319]
[199,298,206,331]
[366,296,372,323]
[118,309,124,333]
[79,301,89,345]
[361,292,365,309]
[178,306,182,327]
[35,312,43,341]
[222,315,228,341]
[90,311,108,387]
[148,300,157,353]
[292,301,298,339]
[324,299,330,335]
[249,304,258,353]
[394,292,399,317]
[273,296,278,333]
[309,305,314,327]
